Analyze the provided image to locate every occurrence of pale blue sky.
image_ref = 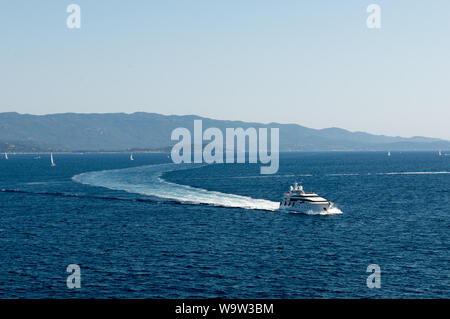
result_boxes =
[1,1,450,140]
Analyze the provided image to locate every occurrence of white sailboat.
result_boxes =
[50,153,56,167]
[4,152,8,160]
[387,151,391,157]
[439,151,442,156]
[130,153,134,161]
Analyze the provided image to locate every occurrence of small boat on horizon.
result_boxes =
[50,153,56,167]
[4,152,8,160]
[130,153,134,161]
[388,151,391,157]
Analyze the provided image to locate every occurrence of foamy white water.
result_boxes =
[327,171,450,177]
[73,163,280,211]
[375,171,450,175]
[326,173,361,176]
[306,207,343,215]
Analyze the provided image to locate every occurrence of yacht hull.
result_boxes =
[279,201,332,214]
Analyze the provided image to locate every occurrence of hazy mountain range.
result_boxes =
[0,112,449,152]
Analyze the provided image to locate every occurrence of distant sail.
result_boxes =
[439,151,442,156]
[130,153,134,161]
[50,153,56,167]
[387,151,391,157]
[4,152,8,160]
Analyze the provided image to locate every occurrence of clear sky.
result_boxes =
[1,1,450,140]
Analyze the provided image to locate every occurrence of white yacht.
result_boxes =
[279,182,334,213]
[130,153,134,161]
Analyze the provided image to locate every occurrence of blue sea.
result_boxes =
[0,152,448,298]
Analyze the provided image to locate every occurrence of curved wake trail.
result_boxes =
[73,164,280,211]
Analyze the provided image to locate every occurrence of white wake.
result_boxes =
[73,163,280,211]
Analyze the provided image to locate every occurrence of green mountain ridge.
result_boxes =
[0,112,448,152]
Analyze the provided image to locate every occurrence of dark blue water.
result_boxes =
[0,152,448,298]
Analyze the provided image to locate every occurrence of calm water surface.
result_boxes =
[0,152,448,298]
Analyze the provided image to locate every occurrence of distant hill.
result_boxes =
[0,112,449,152]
